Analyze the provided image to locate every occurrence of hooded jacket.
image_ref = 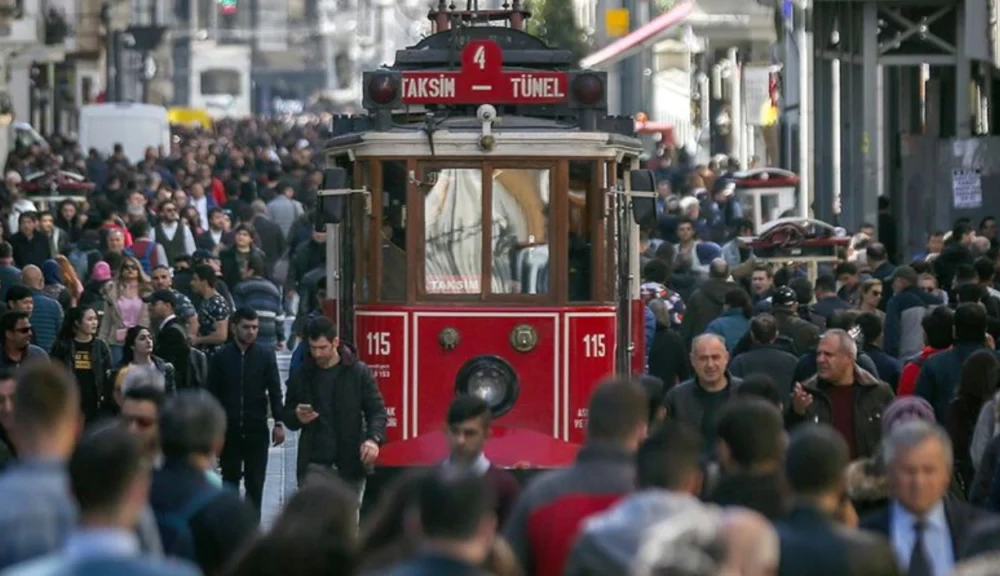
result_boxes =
[679,279,742,346]
[564,491,705,576]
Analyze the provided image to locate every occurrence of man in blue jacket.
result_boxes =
[206,307,285,524]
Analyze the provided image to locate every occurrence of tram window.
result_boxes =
[568,161,594,302]
[424,168,483,295]
[490,168,551,295]
[380,161,408,301]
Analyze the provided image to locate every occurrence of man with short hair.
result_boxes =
[146,290,193,390]
[231,253,284,350]
[4,423,197,575]
[150,390,257,574]
[750,264,774,305]
[504,377,648,576]
[916,303,996,423]
[207,307,284,523]
[189,263,230,357]
[885,265,943,359]
[0,310,47,369]
[385,469,499,576]
[283,316,387,498]
[151,200,196,266]
[680,258,740,345]
[898,307,954,396]
[663,333,744,447]
[788,329,894,459]
[9,212,50,269]
[20,264,62,352]
[777,424,900,576]
[861,421,994,575]
[814,274,852,320]
[707,398,788,519]
[0,363,80,568]
[727,314,798,398]
[150,265,195,323]
[442,395,519,526]
[565,420,705,576]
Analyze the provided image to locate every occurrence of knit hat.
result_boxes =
[91,261,112,282]
[881,396,935,436]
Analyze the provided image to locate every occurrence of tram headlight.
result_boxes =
[571,73,604,106]
[455,356,519,417]
[366,74,398,106]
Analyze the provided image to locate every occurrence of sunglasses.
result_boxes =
[871,291,882,297]
[12,327,31,334]
[124,265,138,271]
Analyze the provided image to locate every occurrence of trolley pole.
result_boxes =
[796,0,812,218]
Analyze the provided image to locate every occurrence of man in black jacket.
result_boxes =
[146,290,192,390]
[777,424,900,576]
[206,307,284,523]
[283,316,387,501]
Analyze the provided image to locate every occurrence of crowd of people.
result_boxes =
[2,128,1000,576]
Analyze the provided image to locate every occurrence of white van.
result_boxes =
[78,103,171,163]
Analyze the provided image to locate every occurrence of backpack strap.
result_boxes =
[903,351,926,368]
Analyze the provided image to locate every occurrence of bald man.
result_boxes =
[18,265,62,352]
[720,508,780,576]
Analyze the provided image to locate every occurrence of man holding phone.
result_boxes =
[283,316,387,502]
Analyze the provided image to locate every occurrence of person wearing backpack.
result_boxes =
[127,221,168,276]
[150,390,257,575]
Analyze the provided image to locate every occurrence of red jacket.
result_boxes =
[502,443,634,576]
[897,346,948,396]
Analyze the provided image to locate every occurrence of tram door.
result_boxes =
[320,165,364,343]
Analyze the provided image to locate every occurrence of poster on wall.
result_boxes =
[952,168,983,209]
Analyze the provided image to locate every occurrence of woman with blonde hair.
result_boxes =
[98,255,152,366]
[55,254,83,307]
[858,278,885,321]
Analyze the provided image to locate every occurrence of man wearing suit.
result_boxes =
[145,290,191,391]
[861,421,996,576]
[4,422,198,576]
[776,424,900,576]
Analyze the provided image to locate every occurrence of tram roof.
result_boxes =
[323,114,644,159]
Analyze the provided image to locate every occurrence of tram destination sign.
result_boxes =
[400,39,569,105]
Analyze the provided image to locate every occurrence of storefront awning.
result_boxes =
[579,0,694,69]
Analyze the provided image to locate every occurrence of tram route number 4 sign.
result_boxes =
[400,39,569,105]
[952,168,982,210]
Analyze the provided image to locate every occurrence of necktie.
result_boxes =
[908,520,933,576]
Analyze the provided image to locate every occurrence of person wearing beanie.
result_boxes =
[845,396,937,517]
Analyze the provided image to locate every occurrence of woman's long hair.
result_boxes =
[57,305,96,342]
[224,478,359,576]
[120,325,151,365]
[115,255,152,289]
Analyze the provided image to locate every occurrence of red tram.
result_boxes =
[315,0,656,471]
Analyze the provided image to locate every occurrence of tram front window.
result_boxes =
[490,168,550,295]
[424,168,484,294]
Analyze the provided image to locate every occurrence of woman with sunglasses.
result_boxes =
[50,305,114,424]
[97,255,152,367]
[858,279,885,322]
[111,326,176,408]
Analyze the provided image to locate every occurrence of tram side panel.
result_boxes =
[563,310,616,445]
